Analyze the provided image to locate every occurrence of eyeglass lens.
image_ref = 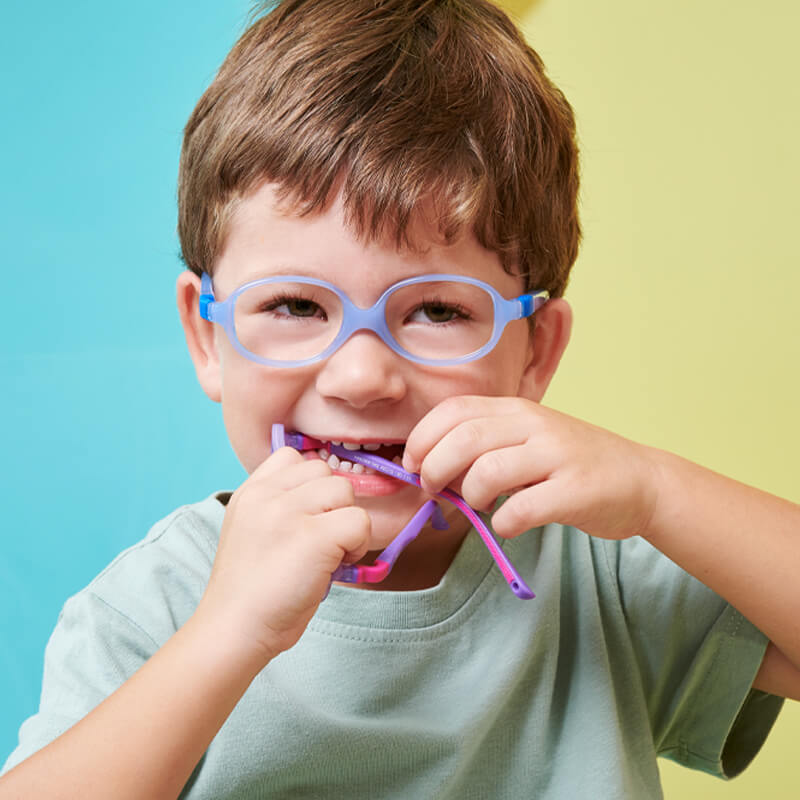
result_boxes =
[232,280,497,362]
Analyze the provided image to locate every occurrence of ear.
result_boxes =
[517,297,573,402]
[176,270,222,403]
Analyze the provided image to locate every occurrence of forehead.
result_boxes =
[213,182,524,298]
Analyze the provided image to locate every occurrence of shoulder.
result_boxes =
[98,491,225,573]
[0,495,229,774]
[64,492,228,646]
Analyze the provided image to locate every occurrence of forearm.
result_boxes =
[0,607,265,800]
[644,446,800,670]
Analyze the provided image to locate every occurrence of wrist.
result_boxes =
[188,598,278,679]
[636,445,690,546]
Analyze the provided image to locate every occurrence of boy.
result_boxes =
[2,0,799,797]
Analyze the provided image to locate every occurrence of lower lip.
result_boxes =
[302,452,408,496]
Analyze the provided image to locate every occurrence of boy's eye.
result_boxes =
[408,302,469,324]
[262,295,327,320]
[281,298,320,317]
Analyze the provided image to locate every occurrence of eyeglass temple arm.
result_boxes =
[273,424,535,599]
[199,272,216,321]
[519,290,550,317]
[332,499,446,584]
[270,426,447,586]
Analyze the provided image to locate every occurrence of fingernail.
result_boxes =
[402,456,417,473]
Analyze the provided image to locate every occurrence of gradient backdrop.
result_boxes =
[1,1,798,796]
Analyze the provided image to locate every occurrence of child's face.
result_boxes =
[181,181,566,553]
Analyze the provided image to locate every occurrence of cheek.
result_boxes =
[412,364,518,408]
[403,332,532,411]
[483,328,533,394]
[218,356,310,474]
[444,339,531,397]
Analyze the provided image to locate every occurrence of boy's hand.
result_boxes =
[196,447,370,667]
[403,395,660,542]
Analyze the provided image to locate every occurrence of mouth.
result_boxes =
[276,426,413,496]
[308,439,406,475]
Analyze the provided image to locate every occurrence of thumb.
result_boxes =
[491,482,567,537]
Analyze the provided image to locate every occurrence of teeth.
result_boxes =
[312,438,405,475]
[323,440,404,451]
[315,447,376,475]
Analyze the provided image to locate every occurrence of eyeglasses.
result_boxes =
[199,272,549,367]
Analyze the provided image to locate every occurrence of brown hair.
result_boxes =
[178,0,580,297]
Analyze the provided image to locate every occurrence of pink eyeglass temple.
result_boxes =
[272,424,534,599]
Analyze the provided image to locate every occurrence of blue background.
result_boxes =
[0,2,251,758]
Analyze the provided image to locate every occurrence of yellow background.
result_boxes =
[498,0,800,796]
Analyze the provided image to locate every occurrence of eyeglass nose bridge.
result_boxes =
[321,293,403,361]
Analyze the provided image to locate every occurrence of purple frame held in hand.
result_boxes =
[272,424,534,599]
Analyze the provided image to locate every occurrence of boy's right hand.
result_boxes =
[195,447,371,668]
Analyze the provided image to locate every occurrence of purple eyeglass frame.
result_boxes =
[272,424,534,599]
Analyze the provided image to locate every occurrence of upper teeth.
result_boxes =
[333,441,396,451]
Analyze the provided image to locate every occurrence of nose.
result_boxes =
[314,331,408,409]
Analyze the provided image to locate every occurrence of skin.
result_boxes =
[2,180,798,800]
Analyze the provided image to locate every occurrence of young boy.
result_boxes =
[2,0,799,797]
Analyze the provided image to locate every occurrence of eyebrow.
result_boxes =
[236,263,329,283]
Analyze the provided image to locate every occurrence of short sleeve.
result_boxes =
[1,498,219,775]
[2,590,160,773]
[608,537,783,778]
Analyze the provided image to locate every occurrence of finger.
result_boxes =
[251,456,332,495]
[490,481,567,537]
[460,443,552,510]
[416,414,530,494]
[294,506,372,578]
[404,395,518,471]
[227,452,330,518]
[315,505,372,564]
[403,395,528,472]
[251,445,307,478]
[284,473,355,515]
[231,458,332,514]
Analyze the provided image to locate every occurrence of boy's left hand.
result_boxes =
[403,395,660,541]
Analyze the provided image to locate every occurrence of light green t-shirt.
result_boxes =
[3,493,782,798]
